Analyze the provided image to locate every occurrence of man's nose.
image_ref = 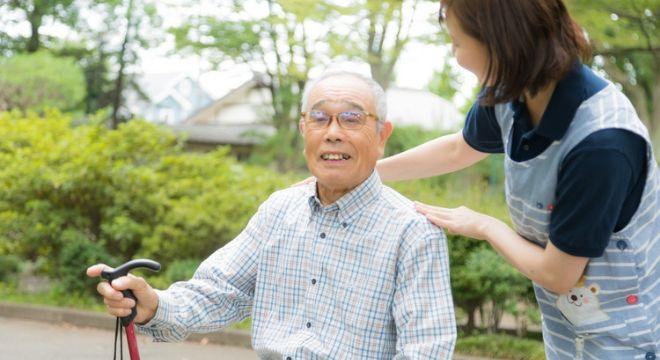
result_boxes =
[323,116,345,142]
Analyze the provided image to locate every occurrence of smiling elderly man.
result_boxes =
[87,70,457,358]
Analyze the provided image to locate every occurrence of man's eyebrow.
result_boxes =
[310,99,365,111]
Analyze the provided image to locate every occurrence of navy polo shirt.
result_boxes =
[462,64,648,257]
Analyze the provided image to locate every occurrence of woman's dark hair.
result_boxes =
[439,0,591,105]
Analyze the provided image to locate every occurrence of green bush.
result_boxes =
[0,111,286,282]
[384,125,444,158]
[392,178,536,333]
[0,254,22,281]
[57,230,117,296]
[149,258,201,289]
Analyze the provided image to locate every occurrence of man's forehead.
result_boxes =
[311,99,364,110]
[308,76,374,110]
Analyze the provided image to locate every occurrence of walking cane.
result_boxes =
[101,259,161,360]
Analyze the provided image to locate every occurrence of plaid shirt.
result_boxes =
[138,171,456,359]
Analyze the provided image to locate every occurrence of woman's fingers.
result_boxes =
[291,176,315,187]
[414,201,452,215]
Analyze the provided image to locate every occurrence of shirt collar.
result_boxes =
[510,62,590,141]
[306,170,382,224]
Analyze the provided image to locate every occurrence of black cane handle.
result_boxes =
[101,259,161,326]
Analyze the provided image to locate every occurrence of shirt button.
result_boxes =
[616,240,628,251]
[311,278,317,285]
[286,357,292,360]
[319,232,326,239]
[627,295,639,305]
[341,222,348,228]
[523,144,530,151]
[646,352,655,360]
[306,322,311,328]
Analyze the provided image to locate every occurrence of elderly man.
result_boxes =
[87,71,456,358]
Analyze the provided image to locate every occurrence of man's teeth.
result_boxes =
[322,153,350,160]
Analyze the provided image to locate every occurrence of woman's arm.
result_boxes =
[377,132,489,182]
[479,216,589,294]
[415,203,588,294]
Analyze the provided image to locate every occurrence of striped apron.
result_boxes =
[495,84,659,359]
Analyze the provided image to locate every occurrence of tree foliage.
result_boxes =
[0,51,86,111]
[568,0,659,146]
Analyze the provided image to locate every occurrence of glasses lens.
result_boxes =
[338,111,365,129]
[308,111,330,128]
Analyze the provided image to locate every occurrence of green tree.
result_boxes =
[2,0,77,52]
[328,0,437,89]
[171,0,337,170]
[54,42,115,114]
[428,60,462,101]
[106,0,161,128]
[0,51,86,111]
[568,0,659,146]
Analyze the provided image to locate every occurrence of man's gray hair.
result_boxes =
[300,70,387,125]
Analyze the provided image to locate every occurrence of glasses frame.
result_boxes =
[300,110,379,130]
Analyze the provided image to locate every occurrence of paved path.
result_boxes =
[0,317,258,360]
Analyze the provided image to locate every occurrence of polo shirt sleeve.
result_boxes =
[549,129,647,258]
[461,102,505,153]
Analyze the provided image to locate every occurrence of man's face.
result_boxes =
[300,75,392,195]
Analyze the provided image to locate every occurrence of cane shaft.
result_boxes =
[125,322,140,360]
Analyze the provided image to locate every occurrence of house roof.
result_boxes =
[135,72,192,103]
[169,124,275,145]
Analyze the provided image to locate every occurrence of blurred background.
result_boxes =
[0,1,657,358]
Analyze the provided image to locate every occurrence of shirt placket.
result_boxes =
[304,207,336,333]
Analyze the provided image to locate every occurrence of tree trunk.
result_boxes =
[110,0,135,129]
[26,8,43,53]
[464,304,478,335]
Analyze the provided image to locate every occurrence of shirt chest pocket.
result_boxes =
[335,268,395,335]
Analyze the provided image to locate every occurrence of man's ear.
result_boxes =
[377,120,394,157]
[299,118,305,134]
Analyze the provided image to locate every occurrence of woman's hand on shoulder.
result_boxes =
[291,176,315,187]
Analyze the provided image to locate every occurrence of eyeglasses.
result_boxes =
[301,110,379,130]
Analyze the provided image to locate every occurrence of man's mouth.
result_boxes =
[320,152,351,161]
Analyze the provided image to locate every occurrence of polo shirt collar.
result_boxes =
[511,62,588,141]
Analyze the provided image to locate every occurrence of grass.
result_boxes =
[455,333,545,360]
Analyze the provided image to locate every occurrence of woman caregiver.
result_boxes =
[377,0,659,359]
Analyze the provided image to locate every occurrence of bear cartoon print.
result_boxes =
[556,276,609,326]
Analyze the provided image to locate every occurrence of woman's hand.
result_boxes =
[415,201,588,293]
[291,176,315,187]
[414,201,497,241]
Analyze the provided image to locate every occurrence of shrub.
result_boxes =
[0,254,22,282]
[57,230,117,296]
[0,111,286,281]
